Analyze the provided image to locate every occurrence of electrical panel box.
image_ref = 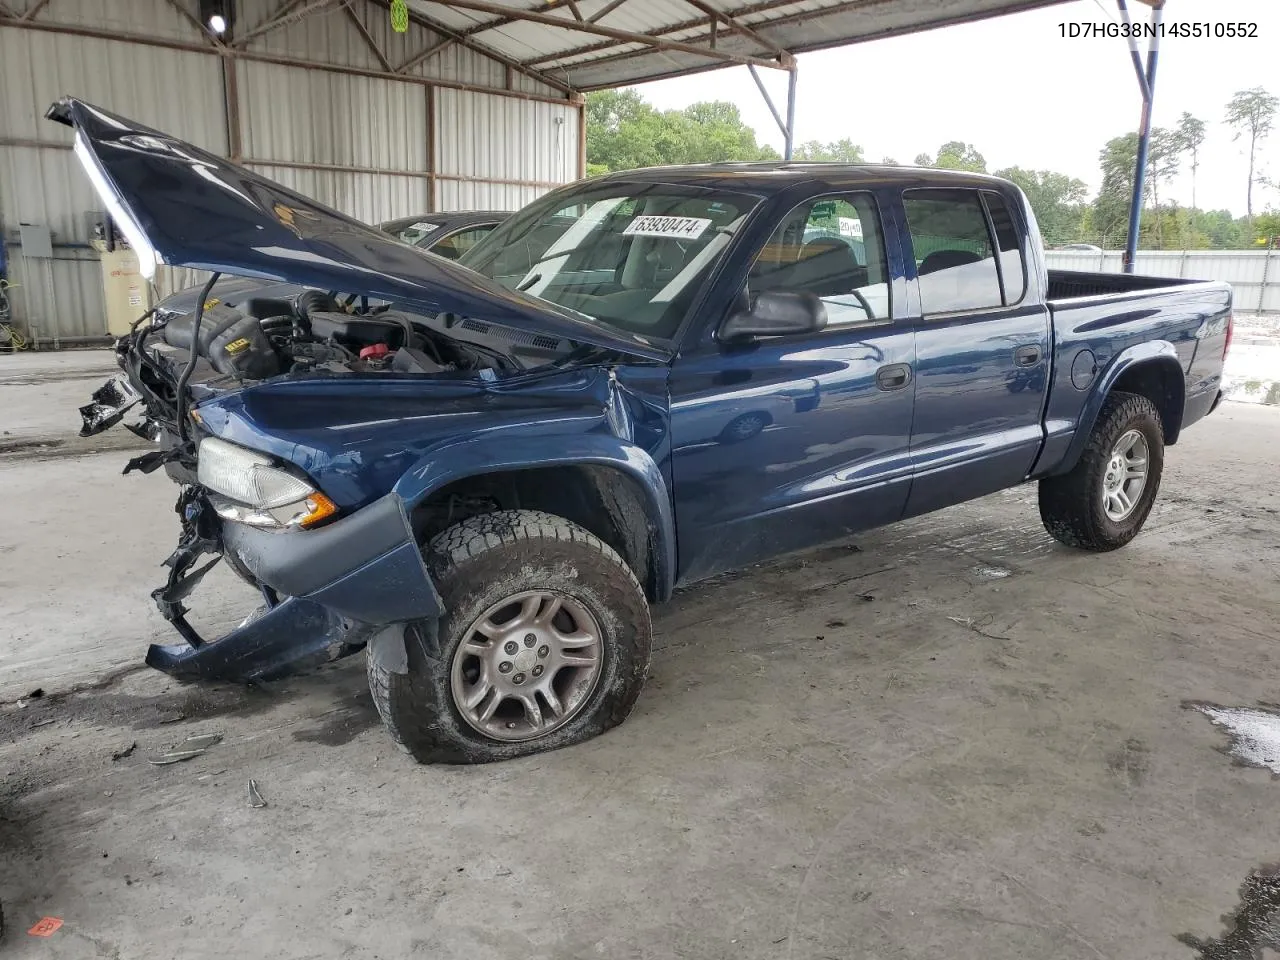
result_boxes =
[19,223,53,259]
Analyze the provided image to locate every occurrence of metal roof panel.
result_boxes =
[406,0,1071,91]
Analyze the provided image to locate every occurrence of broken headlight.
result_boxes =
[197,437,337,529]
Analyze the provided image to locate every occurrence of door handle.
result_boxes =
[876,363,912,391]
[1014,345,1043,367]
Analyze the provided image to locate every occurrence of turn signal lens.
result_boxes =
[298,492,339,528]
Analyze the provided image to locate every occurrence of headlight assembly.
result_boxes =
[197,437,337,529]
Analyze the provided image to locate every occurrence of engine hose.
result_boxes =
[175,272,221,447]
[295,290,339,322]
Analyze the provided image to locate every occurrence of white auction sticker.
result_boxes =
[837,216,863,239]
[623,216,711,240]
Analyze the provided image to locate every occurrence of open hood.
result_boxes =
[48,98,667,362]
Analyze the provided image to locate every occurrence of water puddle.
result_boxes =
[1189,702,1280,776]
[1178,866,1280,959]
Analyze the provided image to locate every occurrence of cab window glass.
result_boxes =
[903,189,1002,314]
[747,193,890,326]
[982,191,1026,304]
[429,226,497,261]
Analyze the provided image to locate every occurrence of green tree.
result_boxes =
[916,141,987,172]
[1145,128,1181,245]
[1094,133,1140,247]
[1091,132,1193,249]
[792,139,864,162]
[584,90,778,173]
[1173,112,1207,213]
[675,101,779,163]
[1225,87,1279,219]
[1254,210,1280,245]
[1198,209,1249,249]
[994,167,1088,245]
[585,90,665,172]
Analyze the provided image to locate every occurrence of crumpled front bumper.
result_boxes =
[147,488,441,682]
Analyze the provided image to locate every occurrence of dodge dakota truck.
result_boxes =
[57,99,1233,764]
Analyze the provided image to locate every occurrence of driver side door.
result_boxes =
[669,190,918,584]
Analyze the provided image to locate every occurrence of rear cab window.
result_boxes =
[903,188,1027,314]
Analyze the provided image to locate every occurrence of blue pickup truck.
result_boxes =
[59,99,1232,764]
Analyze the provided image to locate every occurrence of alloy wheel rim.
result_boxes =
[1101,428,1149,522]
[729,414,765,439]
[449,590,603,742]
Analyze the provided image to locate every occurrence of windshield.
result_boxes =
[461,182,760,340]
[378,217,444,247]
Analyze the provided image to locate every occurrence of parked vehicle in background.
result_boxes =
[60,98,1232,765]
[152,209,510,317]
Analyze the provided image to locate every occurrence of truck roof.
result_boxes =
[591,163,1014,195]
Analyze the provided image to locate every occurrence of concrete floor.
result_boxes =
[2,349,1279,959]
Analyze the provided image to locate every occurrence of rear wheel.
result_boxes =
[1038,391,1165,551]
[368,510,652,764]
[719,411,769,443]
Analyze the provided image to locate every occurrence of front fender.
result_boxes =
[392,431,677,600]
[1050,340,1182,477]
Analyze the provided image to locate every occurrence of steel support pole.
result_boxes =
[1119,0,1164,274]
[783,66,797,161]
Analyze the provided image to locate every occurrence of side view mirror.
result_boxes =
[720,291,827,343]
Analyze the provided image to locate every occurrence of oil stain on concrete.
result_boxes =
[1178,867,1280,960]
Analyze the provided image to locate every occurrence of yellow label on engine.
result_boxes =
[224,337,252,355]
[203,298,220,310]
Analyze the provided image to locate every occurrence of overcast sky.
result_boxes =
[634,0,1279,217]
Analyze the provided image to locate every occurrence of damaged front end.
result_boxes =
[82,312,446,682]
[54,95,665,686]
[146,483,440,682]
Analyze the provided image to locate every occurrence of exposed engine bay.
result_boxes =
[155,289,499,383]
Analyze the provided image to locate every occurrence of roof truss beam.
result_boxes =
[367,0,575,92]
[20,0,52,20]
[232,0,343,48]
[343,1,393,72]
[587,0,630,23]
[522,0,814,68]
[681,0,789,59]
[417,0,788,70]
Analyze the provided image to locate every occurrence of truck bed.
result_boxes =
[1035,271,1233,481]
[1046,268,1201,302]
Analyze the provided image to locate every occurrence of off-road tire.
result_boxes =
[1038,390,1165,551]
[368,509,653,764]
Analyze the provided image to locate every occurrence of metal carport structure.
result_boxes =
[400,0,1076,157]
[1,0,1165,342]
[399,0,1164,270]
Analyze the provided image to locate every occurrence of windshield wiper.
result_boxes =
[516,273,542,292]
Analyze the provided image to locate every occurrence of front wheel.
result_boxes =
[1038,391,1165,551]
[368,510,653,764]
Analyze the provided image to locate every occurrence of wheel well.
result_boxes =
[1111,360,1185,444]
[410,465,662,600]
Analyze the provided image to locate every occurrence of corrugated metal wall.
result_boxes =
[436,89,578,211]
[0,0,581,343]
[1045,250,1280,315]
[0,6,228,339]
[236,60,432,225]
